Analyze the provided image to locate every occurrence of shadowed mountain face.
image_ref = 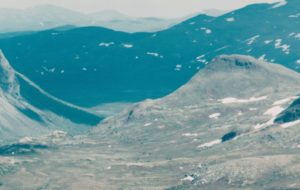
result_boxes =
[0,0,299,107]
[1,55,300,189]
[0,50,102,143]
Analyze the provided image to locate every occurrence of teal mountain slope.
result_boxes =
[0,0,299,107]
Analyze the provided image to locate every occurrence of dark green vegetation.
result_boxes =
[221,131,237,142]
[0,143,48,156]
[275,96,300,124]
[16,107,45,123]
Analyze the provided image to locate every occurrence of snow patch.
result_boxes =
[271,0,287,8]
[219,96,267,104]
[122,44,133,48]
[237,111,243,116]
[258,54,267,62]
[200,27,212,34]
[198,139,221,148]
[144,122,152,127]
[264,40,273,44]
[175,64,182,71]
[226,17,235,22]
[274,39,290,54]
[19,137,34,144]
[42,66,56,73]
[196,54,207,64]
[246,35,260,45]
[157,125,165,129]
[249,108,258,111]
[215,46,229,52]
[181,175,195,182]
[209,113,221,119]
[146,52,163,58]
[273,96,298,106]
[205,29,212,34]
[182,133,198,137]
[281,120,300,128]
[99,42,114,47]
[288,32,295,37]
[254,118,275,130]
[264,106,285,117]
[289,13,300,18]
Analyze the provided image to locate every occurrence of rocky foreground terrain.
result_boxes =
[1,55,300,190]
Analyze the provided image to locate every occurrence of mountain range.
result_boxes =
[0,0,298,107]
[0,5,192,33]
[0,0,300,189]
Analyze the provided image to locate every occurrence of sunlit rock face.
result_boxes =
[0,50,47,143]
[0,50,20,97]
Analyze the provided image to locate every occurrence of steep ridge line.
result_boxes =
[0,49,103,126]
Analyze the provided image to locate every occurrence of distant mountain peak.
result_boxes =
[28,4,74,11]
[91,10,130,18]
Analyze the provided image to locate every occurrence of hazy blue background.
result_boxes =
[0,0,282,18]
